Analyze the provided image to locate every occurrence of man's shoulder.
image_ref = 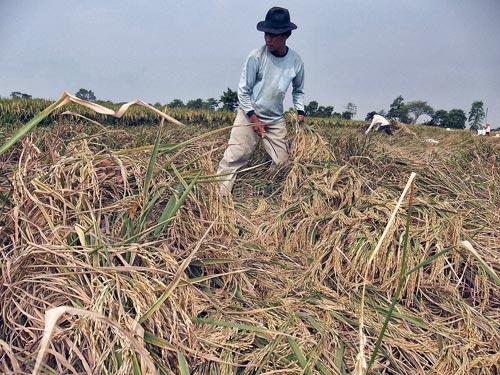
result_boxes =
[248,46,267,59]
[287,48,303,64]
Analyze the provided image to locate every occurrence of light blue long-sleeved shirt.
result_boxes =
[238,45,305,124]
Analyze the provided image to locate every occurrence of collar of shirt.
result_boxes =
[269,46,289,58]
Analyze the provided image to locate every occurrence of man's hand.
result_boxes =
[297,114,305,124]
[249,114,265,137]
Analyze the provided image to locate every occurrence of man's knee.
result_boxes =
[223,144,254,164]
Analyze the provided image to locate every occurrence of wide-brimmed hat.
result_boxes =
[256,7,297,34]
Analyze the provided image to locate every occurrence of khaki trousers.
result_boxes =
[217,109,289,193]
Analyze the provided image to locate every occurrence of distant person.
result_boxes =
[365,113,393,135]
[485,123,491,136]
[217,7,305,195]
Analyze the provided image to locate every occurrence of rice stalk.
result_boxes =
[32,306,157,375]
[354,172,417,375]
[1,104,498,374]
[0,91,184,156]
[367,177,416,371]
[139,221,215,323]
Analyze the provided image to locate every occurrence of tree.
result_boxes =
[168,99,185,108]
[11,91,32,99]
[304,101,338,117]
[345,102,357,118]
[317,106,334,117]
[75,88,96,102]
[205,97,219,111]
[220,88,238,112]
[186,98,204,109]
[325,106,335,117]
[387,95,410,123]
[341,111,353,120]
[405,100,434,124]
[444,109,466,129]
[468,101,485,131]
[387,95,403,118]
[304,101,319,116]
[430,109,448,127]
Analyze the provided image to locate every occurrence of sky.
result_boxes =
[1,0,499,126]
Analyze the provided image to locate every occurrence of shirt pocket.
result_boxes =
[278,70,295,93]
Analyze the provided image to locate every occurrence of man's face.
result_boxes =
[264,32,287,53]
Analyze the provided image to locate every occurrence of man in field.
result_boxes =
[484,123,491,136]
[217,7,305,195]
[365,113,394,135]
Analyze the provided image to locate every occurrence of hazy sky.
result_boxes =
[1,0,499,126]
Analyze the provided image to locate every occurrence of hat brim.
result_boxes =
[256,21,297,34]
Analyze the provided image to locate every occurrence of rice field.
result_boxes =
[0,98,499,374]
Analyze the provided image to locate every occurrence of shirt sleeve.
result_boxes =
[237,53,259,114]
[292,60,305,112]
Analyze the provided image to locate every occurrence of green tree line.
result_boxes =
[365,95,488,130]
[4,88,489,130]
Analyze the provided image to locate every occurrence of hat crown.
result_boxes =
[256,7,297,33]
[265,7,291,27]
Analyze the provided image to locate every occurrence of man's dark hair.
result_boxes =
[283,31,292,38]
